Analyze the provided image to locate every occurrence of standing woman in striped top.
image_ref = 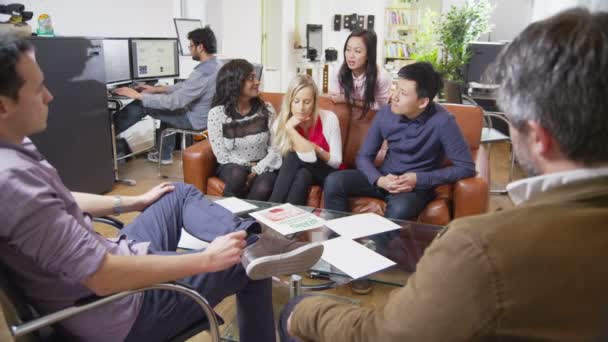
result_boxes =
[207,59,281,200]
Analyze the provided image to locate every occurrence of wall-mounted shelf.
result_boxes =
[384,5,420,66]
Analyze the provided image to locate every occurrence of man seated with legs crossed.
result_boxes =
[0,35,323,342]
[323,62,476,223]
[281,8,608,341]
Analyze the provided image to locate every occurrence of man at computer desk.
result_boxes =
[113,26,222,165]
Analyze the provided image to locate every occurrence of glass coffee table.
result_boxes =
[208,197,445,341]
[210,196,445,287]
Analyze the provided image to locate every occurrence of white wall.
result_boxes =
[262,0,295,92]
[296,0,386,66]
[16,0,206,79]
[531,0,608,22]
[442,0,532,42]
[17,0,179,37]
[206,0,262,63]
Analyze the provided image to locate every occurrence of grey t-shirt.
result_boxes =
[0,138,148,341]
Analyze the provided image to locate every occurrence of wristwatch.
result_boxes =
[113,195,123,215]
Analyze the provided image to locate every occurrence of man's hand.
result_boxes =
[377,174,400,193]
[132,182,175,211]
[396,173,417,192]
[377,174,414,194]
[203,231,247,272]
[114,87,143,100]
[246,172,257,189]
[134,84,158,93]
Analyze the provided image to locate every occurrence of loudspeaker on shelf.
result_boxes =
[367,15,375,30]
[334,14,341,31]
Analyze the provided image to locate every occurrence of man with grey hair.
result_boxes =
[280,7,608,341]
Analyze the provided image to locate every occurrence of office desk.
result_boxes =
[108,97,155,186]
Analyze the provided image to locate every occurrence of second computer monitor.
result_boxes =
[102,38,131,84]
[464,41,508,85]
[130,38,180,81]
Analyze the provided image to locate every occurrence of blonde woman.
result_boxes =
[268,75,344,205]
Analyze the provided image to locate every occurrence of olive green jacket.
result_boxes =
[292,176,608,341]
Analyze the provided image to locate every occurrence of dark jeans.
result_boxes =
[269,152,335,205]
[122,182,275,342]
[323,169,436,221]
[323,169,436,253]
[114,100,194,160]
[217,163,278,201]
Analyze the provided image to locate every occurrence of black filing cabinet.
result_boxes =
[29,37,114,194]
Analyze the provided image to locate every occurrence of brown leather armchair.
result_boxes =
[183,93,489,226]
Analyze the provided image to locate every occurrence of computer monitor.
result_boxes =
[102,38,131,84]
[464,41,508,85]
[130,38,180,81]
[306,24,323,61]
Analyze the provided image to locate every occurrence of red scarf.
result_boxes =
[296,117,346,169]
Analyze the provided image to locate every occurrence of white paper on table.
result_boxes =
[325,213,401,239]
[249,203,325,235]
[177,229,209,250]
[321,237,396,279]
[215,197,258,214]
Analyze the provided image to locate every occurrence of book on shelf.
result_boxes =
[385,42,410,58]
[386,9,415,26]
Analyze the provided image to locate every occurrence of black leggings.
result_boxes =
[269,152,335,205]
[217,163,277,201]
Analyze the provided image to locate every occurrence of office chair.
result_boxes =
[0,217,223,342]
[158,128,208,178]
[481,112,515,194]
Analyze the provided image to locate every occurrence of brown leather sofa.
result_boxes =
[183,92,489,226]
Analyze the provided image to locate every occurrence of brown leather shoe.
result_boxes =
[242,233,324,280]
[350,279,373,295]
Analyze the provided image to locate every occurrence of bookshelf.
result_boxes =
[384,3,420,68]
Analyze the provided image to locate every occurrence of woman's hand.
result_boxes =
[286,115,302,129]
[246,172,258,189]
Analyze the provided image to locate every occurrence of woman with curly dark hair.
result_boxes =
[207,59,281,200]
[329,29,391,114]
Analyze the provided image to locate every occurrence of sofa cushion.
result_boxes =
[343,109,377,168]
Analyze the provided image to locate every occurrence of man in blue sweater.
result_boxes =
[324,62,476,221]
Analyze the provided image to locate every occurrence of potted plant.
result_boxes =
[411,1,493,102]
[410,9,441,71]
[438,0,493,102]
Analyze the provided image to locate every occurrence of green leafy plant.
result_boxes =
[438,0,493,82]
[410,9,441,70]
